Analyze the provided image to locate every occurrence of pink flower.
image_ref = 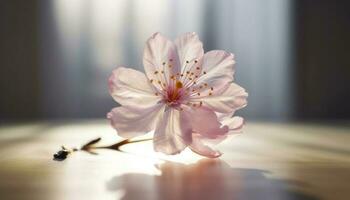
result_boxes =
[107,32,248,158]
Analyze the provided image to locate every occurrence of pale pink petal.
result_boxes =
[195,50,235,93]
[216,112,233,121]
[221,116,245,133]
[153,108,192,155]
[107,104,165,138]
[143,32,180,85]
[174,32,204,69]
[192,83,248,113]
[186,106,228,139]
[109,67,160,108]
[194,116,244,147]
[190,133,222,158]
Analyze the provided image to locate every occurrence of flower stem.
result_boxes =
[53,137,152,161]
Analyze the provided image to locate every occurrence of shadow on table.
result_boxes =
[106,159,319,200]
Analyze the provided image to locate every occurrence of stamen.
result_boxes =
[197,93,200,96]
[162,62,166,65]
[154,71,159,74]
[186,60,189,64]
[176,81,183,89]
[203,71,207,74]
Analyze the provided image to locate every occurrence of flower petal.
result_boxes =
[190,133,222,158]
[174,32,204,69]
[193,83,248,113]
[195,115,245,147]
[187,106,228,139]
[221,116,245,133]
[216,112,233,121]
[153,108,192,155]
[196,50,235,92]
[107,104,165,138]
[109,67,160,107]
[143,32,180,86]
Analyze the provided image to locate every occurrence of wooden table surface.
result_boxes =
[0,120,349,200]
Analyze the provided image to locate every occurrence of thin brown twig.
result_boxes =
[53,137,153,161]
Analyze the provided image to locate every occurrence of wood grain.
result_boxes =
[0,120,349,200]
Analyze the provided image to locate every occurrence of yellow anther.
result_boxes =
[176,81,183,88]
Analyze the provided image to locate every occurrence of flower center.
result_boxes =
[165,81,184,106]
[149,59,214,108]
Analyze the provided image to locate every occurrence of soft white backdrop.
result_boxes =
[39,0,293,120]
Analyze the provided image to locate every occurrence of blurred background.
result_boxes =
[0,0,349,122]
